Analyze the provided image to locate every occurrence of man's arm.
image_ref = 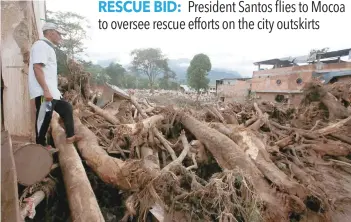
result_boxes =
[33,64,49,91]
[33,63,53,101]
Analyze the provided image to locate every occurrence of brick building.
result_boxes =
[251,48,351,105]
[216,78,252,102]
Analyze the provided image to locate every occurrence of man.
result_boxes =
[28,22,81,146]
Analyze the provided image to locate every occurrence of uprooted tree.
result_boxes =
[43,62,351,222]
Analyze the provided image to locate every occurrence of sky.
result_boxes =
[45,0,351,77]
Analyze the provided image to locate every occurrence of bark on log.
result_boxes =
[87,101,120,124]
[179,113,291,221]
[130,96,148,118]
[73,112,158,191]
[331,133,351,145]
[50,113,105,222]
[222,112,239,125]
[209,123,306,199]
[315,116,351,136]
[321,92,350,120]
[115,115,164,137]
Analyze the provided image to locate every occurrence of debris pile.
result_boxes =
[134,89,217,108]
[23,65,351,222]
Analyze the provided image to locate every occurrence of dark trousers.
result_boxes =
[35,96,74,146]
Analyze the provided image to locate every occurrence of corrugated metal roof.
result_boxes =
[312,70,351,84]
[254,48,351,65]
[216,77,251,81]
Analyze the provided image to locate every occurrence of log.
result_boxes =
[331,133,351,145]
[179,113,292,221]
[321,92,350,120]
[50,112,105,222]
[315,116,351,136]
[115,115,164,137]
[73,112,158,191]
[87,101,120,124]
[130,96,148,118]
[209,123,306,198]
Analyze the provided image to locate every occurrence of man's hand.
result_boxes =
[43,89,53,101]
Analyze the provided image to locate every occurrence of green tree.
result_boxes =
[46,10,90,60]
[80,60,110,85]
[187,53,212,94]
[130,48,171,92]
[105,62,126,87]
[159,69,176,89]
[124,74,137,89]
[46,10,90,76]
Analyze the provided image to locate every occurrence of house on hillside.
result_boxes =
[216,78,252,102]
[251,48,351,105]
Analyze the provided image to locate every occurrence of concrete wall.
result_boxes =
[251,62,351,105]
[217,79,251,102]
[253,92,304,106]
[1,1,46,138]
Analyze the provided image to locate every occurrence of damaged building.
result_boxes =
[250,48,351,105]
[216,78,252,102]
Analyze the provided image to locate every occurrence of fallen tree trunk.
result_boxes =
[179,113,295,221]
[321,92,350,120]
[87,101,120,124]
[209,123,306,198]
[50,112,105,222]
[73,111,158,191]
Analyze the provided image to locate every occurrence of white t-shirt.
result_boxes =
[28,37,62,100]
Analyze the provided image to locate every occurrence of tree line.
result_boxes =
[47,10,212,92]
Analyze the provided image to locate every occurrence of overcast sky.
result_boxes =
[46,0,351,76]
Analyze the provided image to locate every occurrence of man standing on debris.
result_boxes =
[28,22,82,146]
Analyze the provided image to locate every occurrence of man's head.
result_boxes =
[42,22,66,45]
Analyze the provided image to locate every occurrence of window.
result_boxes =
[276,79,282,85]
[275,94,285,103]
[296,78,303,85]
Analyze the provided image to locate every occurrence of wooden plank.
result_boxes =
[1,130,21,222]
